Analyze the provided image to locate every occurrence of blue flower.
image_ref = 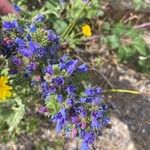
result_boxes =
[52,77,64,86]
[56,120,64,133]
[26,62,37,72]
[50,43,60,55]
[13,4,21,12]
[85,87,95,96]
[30,24,37,32]
[44,65,54,75]
[77,63,88,73]
[75,106,87,117]
[91,118,101,129]
[67,98,74,106]
[3,20,23,33]
[92,97,102,105]
[65,59,79,75]
[57,94,63,103]
[15,38,26,47]
[95,87,103,95]
[11,56,22,66]
[83,131,95,144]
[102,117,110,126]
[80,97,93,103]
[81,142,89,150]
[91,110,103,119]
[59,54,68,63]
[66,85,77,95]
[41,82,56,98]
[53,108,67,133]
[47,30,59,42]
[3,20,19,30]
[17,41,39,58]
[38,106,48,114]
[34,14,45,22]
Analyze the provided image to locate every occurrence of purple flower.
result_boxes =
[59,54,68,62]
[81,121,86,129]
[102,117,110,126]
[50,43,60,55]
[34,14,45,22]
[3,20,19,30]
[13,4,21,12]
[65,59,79,75]
[82,0,89,3]
[38,106,48,114]
[52,77,64,86]
[75,106,87,117]
[72,127,77,137]
[92,97,102,105]
[66,85,77,95]
[59,54,69,69]
[85,87,103,97]
[80,97,86,103]
[67,98,74,106]
[80,97,93,103]
[15,38,26,47]
[41,82,56,98]
[26,62,38,72]
[44,65,54,75]
[57,94,63,103]
[85,88,95,96]
[3,20,23,33]
[81,142,89,150]
[95,87,103,95]
[77,63,88,73]
[71,116,80,124]
[56,120,64,133]
[91,118,101,129]
[47,30,59,42]
[83,131,95,144]
[17,41,39,58]
[30,24,36,32]
[9,69,18,75]
[53,108,67,133]
[60,108,67,118]
[11,56,22,66]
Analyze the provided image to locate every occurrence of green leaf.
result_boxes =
[6,98,25,133]
[53,20,68,34]
[133,37,147,56]
[118,46,134,61]
[107,35,120,49]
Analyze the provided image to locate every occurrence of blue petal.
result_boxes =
[81,142,89,150]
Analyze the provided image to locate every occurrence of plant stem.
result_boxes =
[61,2,88,42]
[106,89,141,94]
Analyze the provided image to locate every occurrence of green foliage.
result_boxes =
[31,29,48,46]
[0,98,25,133]
[104,23,150,72]
[46,94,61,115]
[133,0,144,10]
[12,0,102,47]
[65,0,103,21]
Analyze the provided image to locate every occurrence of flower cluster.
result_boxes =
[1,14,112,150]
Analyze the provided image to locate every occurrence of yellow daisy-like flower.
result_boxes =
[0,76,12,101]
[82,24,92,37]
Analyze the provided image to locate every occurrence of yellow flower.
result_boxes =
[0,76,12,101]
[82,24,92,37]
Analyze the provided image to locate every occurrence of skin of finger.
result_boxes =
[0,0,17,14]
